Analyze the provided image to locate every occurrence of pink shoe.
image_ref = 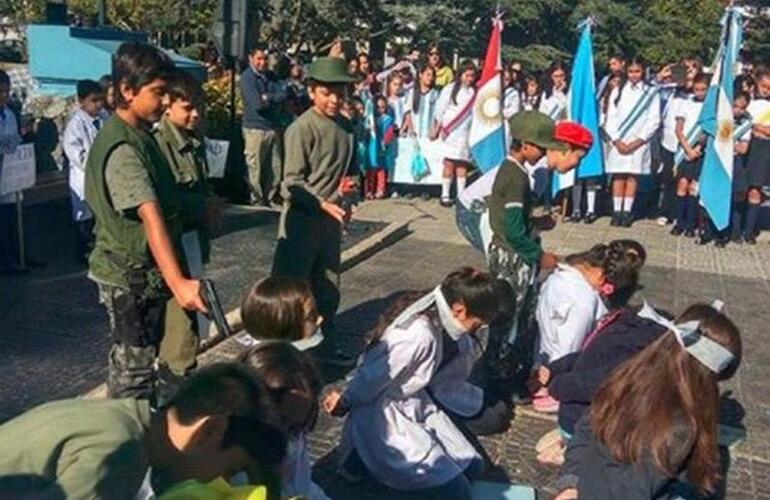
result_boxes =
[533,395,560,413]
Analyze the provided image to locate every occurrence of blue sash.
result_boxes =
[733,118,752,141]
[674,122,704,167]
[618,85,658,139]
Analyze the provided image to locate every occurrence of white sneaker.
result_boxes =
[656,216,669,226]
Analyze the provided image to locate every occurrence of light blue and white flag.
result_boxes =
[553,18,603,197]
[698,7,743,230]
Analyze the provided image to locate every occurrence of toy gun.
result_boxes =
[338,176,361,228]
[199,279,233,338]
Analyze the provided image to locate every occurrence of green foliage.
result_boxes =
[2,0,762,72]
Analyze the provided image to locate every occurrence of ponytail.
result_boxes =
[565,240,646,303]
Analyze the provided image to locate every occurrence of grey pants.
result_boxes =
[243,128,282,204]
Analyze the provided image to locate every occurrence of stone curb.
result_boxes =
[83,219,410,400]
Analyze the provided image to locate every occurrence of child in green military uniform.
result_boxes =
[153,69,224,394]
[0,363,287,499]
[271,57,355,365]
[85,42,207,399]
[486,112,590,381]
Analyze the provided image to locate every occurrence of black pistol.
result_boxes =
[199,279,233,338]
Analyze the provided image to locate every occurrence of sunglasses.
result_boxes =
[428,51,440,56]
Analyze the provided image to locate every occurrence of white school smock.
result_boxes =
[435,84,475,161]
[0,106,22,205]
[388,94,408,130]
[675,98,705,146]
[538,89,568,121]
[603,82,661,175]
[747,97,770,128]
[661,94,689,153]
[404,87,440,138]
[340,314,481,491]
[535,264,608,365]
[62,108,106,202]
[502,87,521,150]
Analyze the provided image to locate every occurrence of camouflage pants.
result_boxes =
[98,284,167,400]
[484,243,538,379]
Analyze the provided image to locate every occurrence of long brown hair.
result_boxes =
[589,303,742,494]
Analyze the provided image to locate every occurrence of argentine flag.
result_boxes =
[698,8,743,230]
[469,15,506,173]
[552,19,603,197]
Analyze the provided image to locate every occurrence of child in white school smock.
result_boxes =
[537,61,569,214]
[62,79,108,264]
[742,69,770,245]
[670,73,708,238]
[323,268,506,500]
[434,60,477,207]
[603,58,661,228]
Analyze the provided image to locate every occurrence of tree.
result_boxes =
[741,1,770,63]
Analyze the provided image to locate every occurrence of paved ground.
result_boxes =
[0,201,382,421]
[3,196,770,498]
[204,198,770,499]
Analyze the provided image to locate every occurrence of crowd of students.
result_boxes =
[0,38,754,499]
[237,44,768,247]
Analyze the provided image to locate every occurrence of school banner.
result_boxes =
[204,138,230,178]
[389,137,446,185]
[0,144,36,196]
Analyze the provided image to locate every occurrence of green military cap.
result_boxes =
[307,57,355,83]
[509,111,567,151]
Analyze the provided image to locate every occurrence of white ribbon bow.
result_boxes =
[637,300,735,374]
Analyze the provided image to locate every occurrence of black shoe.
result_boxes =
[565,212,582,223]
[583,213,597,224]
[610,212,620,226]
[0,265,30,276]
[715,239,728,248]
[670,225,684,236]
[439,198,454,208]
[622,212,633,228]
[697,234,713,245]
[684,228,696,238]
[745,235,757,245]
[731,234,743,245]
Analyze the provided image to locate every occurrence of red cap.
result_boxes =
[554,121,593,149]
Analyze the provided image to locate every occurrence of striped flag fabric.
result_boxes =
[552,18,603,196]
[698,7,743,230]
[469,14,506,173]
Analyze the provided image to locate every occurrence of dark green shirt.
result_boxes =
[488,158,542,264]
[0,398,152,499]
[153,117,211,263]
[279,108,354,224]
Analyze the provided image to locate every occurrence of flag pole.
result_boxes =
[15,192,25,267]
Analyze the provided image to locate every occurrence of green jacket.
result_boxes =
[153,117,211,263]
[85,114,183,290]
[0,398,152,499]
[488,158,542,264]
